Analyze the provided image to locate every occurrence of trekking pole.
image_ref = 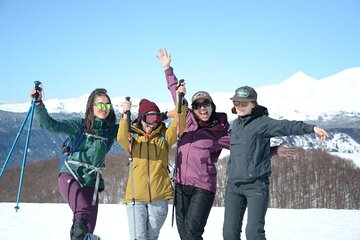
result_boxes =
[15,81,42,212]
[0,109,33,179]
[125,96,137,240]
[171,79,185,227]
[0,81,41,211]
[0,81,41,179]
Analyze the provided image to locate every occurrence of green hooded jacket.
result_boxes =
[35,104,118,190]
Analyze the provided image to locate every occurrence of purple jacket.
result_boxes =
[165,67,230,193]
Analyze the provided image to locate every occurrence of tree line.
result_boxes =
[1,149,359,209]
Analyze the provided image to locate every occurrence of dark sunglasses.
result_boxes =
[94,102,113,110]
[233,101,250,107]
[192,99,211,110]
[142,112,163,125]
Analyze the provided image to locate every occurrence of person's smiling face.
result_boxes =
[192,99,213,121]
[93,95,112,119]
[233,101,255,116]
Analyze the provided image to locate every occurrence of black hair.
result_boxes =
[208,102,218,123]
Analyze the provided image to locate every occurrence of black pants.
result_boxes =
[175,184,215,240]
[223,178,270,240]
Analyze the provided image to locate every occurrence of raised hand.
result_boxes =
[29,88,42,101]
[122,99,132,119]
[166,109,175,118]
[157,48,171,70]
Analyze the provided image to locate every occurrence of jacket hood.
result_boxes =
[252,105,269,117]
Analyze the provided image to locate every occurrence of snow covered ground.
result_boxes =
[0,203,359,240]
[331,152,360,168]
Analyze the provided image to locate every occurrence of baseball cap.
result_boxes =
[191,91,213,104]
[230,86,257,102]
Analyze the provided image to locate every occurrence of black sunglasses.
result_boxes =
[192,99,211,110]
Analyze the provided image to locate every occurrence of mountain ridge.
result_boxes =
[1,66,359,121]
[1,67,360,168]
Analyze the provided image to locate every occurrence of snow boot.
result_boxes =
[84,233,101,240]
[70,218,89,240]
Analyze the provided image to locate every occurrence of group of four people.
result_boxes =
[30,48,328,240]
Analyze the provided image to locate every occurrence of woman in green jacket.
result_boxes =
[30,87,118,240]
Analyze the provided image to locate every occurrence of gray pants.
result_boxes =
[223,178,269,240]
[126,200,168,240]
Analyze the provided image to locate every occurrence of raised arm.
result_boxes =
[30,88,81,135]
[157,48,178,104]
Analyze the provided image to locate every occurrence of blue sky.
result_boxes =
[1,0,359,104]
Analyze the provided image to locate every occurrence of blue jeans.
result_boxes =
[126,200,168,240]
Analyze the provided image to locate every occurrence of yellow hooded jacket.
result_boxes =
[117,103,186,203]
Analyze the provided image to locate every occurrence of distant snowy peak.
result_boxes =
[0,67,359,121]
[0,96,168,114]
[281,71,316,86]
[253,67,360,120]
[0,95,90,114]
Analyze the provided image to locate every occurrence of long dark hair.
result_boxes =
[208,101,218,123]
[84,88,116,133]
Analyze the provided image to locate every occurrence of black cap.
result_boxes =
[230,86,257,102]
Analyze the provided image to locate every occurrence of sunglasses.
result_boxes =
[233,101,250,107]
[192,99,211,110]
[94,102,113,110]
[142,112,163,125]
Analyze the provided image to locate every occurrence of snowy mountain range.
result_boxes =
[1,67,360,120]
[1,67,360,167]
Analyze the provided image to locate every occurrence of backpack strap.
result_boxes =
[157,132,168,149]
[71,130,86,154]
[71,123,111,154]
[59,127,86,171]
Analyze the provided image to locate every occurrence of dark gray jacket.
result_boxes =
[227,105,314,183]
